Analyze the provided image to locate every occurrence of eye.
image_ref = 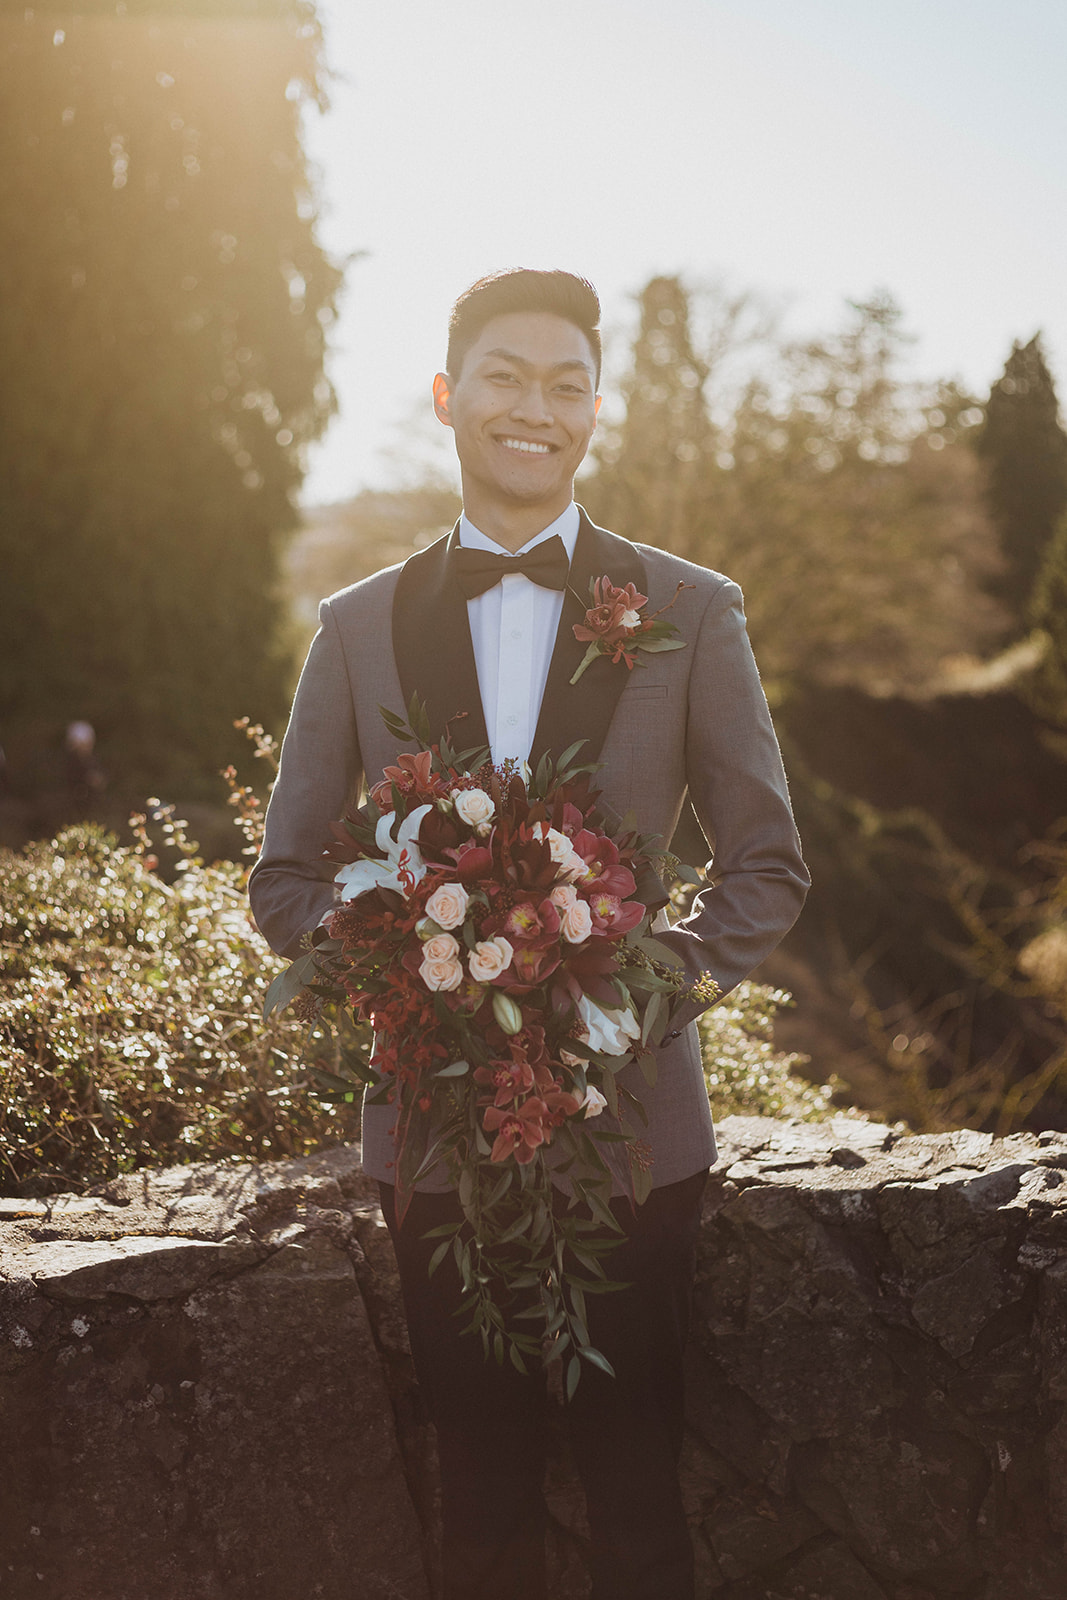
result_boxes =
[488,370,518,383]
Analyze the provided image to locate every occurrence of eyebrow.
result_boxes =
[480,348,595,377]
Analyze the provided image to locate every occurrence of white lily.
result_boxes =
[581,1085,609,1119]
[576,993,642,1056]
[334,804,433,903]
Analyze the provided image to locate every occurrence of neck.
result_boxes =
[459,484,574,554]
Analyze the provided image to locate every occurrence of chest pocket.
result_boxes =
[624,683,669,700]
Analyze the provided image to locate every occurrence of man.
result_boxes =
[250,268,809,1600]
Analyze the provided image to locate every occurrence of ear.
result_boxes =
[432,372,453,427]
[594,394,602,417]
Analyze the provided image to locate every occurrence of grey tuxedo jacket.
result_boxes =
[249,509,810,1192]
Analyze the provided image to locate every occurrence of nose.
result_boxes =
[510,382,553,427]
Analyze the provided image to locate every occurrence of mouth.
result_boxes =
[497,436,554,456]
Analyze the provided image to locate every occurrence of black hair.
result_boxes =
[446,268,602,387]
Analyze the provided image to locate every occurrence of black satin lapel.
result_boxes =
[392,523,490,757]
[529,507,648,770]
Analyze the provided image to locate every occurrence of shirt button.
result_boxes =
[511,628,523,640]
[506,714,519,727]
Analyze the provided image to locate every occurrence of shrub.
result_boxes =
[0,814,841,1198]
[699,981,849,1121]
[0,822,363,1196]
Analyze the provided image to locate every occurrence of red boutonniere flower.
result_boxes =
[570,575,691,684]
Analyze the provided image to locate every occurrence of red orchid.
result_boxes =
[483,1097,551,1164]
[570,575,691,683]
[572,578,649,648]
[369,750,451,807]
[587,890,645,938]
[475,1057,537,1107]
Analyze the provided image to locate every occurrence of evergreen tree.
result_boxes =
[585,281,1003,693]
[976,335,1067,622]
[586,276,712,553]
[1027,511,1067,729]
[0,1,341,792]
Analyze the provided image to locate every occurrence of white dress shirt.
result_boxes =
[458,502,580,765]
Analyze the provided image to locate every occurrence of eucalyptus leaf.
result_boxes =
[580,1345,617,1379]
[556,738,588,771]
[636,637,687,653]
[631,1160,653,1207]
[427,1237,453,1278]
[641,989,665,1046]
[633,936,685,969]
[262,951,318,1019]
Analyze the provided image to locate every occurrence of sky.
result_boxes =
[299,0,1067,506]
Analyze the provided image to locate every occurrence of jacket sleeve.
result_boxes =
[247,598,364,959]
[654,577,810,1028]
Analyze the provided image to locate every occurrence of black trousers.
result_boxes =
[379,1168,707,1600]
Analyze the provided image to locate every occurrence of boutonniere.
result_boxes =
[570,576,692,685]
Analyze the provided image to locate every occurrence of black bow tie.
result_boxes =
[452,534,570,600]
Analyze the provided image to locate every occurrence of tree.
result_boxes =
[0,1,342,792]
[586,282,1004,694]
[586,276,713,554]
[1027,511,1067,731]
[976,334,1067,623]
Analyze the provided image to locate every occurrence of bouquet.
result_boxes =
[266,698,705,1393]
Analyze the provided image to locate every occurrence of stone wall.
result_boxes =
[3,1116,1067,1600]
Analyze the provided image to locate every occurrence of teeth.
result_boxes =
[501,438,550,455]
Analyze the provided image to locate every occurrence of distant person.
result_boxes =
[65,720,106,807]
[250,269,809,1600]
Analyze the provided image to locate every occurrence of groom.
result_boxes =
[249,268,808,1600]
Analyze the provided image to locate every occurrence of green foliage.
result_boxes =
[0,806,835,1195]
[583,282,1004,694]
[590,276,712,556]
[0,5,342,790]
[977,335,1067,623]
[699,981,847,1122]
[1026,510,1067,730]
[0,822,363,1197]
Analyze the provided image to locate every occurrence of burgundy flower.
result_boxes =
[450,840,495,880]
[475,1057,536,1107]
[369,750,449,807]
[587,890,645,938]
[573,578,649,647]
[483,1098,551,1163]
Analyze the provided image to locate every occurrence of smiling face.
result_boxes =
[432,311,600,549]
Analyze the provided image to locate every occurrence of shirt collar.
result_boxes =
[458,502,580,562]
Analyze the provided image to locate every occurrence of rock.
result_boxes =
[4,1118,1067,1598]
[0,1150,428,1600]
[29,1234,263,1303]
[774,1536,890,1599]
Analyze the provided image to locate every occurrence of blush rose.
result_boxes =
[560,899,593,944]
[452,788,495,832]
[425,882,469,930]
[468,935,515,983]
[419,931,464,991]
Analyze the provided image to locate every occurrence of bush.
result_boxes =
[699,981,849,1121]
[0,822,363,1196]
[0,819,842,1198]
